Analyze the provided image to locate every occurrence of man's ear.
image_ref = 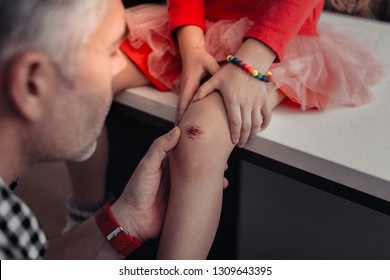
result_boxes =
[5,52,55,122]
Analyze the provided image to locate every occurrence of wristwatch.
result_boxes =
[95,201,141,256]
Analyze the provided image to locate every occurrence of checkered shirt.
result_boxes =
[0,182,47,259]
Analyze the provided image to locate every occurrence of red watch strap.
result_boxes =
[95,201,141,256]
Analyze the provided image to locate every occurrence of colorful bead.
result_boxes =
[226,55,272,83]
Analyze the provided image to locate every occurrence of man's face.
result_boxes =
[45,0,127,162]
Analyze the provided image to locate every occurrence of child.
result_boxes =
[65,0,382,258]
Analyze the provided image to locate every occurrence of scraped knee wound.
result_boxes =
[184,125,203,140]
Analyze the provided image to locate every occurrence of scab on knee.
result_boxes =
[184,125,203,140]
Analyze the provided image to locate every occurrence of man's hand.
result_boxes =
[110,127,181,242]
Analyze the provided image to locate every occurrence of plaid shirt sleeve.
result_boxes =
[0,183,47,259]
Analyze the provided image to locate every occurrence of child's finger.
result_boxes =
[193,77,218,102]
[260,104,272,130]
[224,102,241,145]
[249,108,262,140]
[238,106,251,147]
[177,78,199,122]
[206,59,221,75]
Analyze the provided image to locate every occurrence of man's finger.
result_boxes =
[142,127,181,168]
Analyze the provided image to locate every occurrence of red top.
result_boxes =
[168,0,325,61]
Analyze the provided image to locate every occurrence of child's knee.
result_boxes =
[171,119,232,174]
[171,91,234,173]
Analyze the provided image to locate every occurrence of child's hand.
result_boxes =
[193,63,272,147]
[176,46,220,123]
[193,38,276,147]
[175,25,220,123]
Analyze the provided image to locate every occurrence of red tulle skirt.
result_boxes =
[120,4,383,110]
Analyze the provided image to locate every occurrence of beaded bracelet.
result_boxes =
[227,55,272,83]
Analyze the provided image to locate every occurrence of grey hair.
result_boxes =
[0,0,108,80]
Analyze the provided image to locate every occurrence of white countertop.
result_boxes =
[115,12,390,201]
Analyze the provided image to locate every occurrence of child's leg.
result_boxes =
[157,89,285,259]
[64,54,149,229]
[63,127,109,231]
[157,91,233,259]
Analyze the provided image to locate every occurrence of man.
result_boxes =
[0,0,181,259]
